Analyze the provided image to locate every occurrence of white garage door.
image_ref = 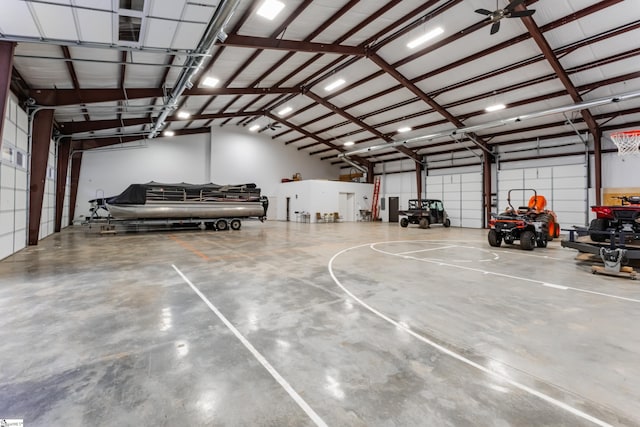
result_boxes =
[497,164,588,230]
[426,172,483,228]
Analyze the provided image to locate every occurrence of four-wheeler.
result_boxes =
[488,189,560,251]
[588,195,640,242]
[399,199,451,229]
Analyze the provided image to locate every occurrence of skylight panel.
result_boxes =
[407,27,444,49]
[257,0,285,20]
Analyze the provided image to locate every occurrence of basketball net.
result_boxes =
[611,130,640,156]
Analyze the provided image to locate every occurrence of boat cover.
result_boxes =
[90,182,261,205]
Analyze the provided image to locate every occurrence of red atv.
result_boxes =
[488,189,560,250]
[588,196,640,242]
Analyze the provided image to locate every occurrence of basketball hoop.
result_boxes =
[610,130,640,156]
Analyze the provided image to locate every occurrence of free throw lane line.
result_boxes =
[328,243,612,427]
[172,265,328,427]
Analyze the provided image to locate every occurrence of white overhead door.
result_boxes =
[426,172,483,228]
[497,164,588,230]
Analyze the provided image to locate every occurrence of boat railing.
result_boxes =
[145,187,261,203]
[146,188,186,202]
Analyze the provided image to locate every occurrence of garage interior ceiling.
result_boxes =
[3,0,640,169]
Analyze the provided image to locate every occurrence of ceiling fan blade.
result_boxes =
[508,9,535,17]
[475,8,492,15]
[490,21,501,35]
[505,0,526,13]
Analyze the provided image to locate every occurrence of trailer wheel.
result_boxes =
[443,218,451,227]
[520,230,536,250]
[400,218,409,228]
[216,219,229,231]
[419,218,429,229]
[589,218,608,242]
[488,229,501,247]
[230,219,241,230]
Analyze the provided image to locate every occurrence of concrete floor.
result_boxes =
[0,220,639,426]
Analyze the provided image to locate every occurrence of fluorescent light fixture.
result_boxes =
[278,106,293,116]
[202,76,219,87]
[397,126,412,133]
[343,141,355,146]
[249,124,260,132]
[485,103,506,112]
[407,27,444,49]
[177,111,191,119]
[257,0,284,20]
[163,130,175,137]
[324,78,345,92]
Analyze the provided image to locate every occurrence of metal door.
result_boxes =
[388,197,399,222]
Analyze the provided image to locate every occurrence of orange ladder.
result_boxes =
[371,176,381,221]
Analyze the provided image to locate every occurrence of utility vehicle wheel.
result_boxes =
[444,218,451,228]
[520,230,536,251]
[538,213,554,241]
[230,219,241,230]
[488,229,502,247]
[419,218,429,229]
[536,234,547,248]
[216,219,229,231]
[400,218,409,228]
[589,218,608,242]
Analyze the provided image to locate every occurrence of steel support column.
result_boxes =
[367,164,374,184]
[55,138,71,232]
[28,109,54,245]
[483,153,492,228]
[594,131,602,205]
[0,41,16,150]
[68,152,83,225]
[416,162,423,199]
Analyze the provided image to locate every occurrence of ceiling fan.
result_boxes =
[475,0,536,35]
[267,121,281,131]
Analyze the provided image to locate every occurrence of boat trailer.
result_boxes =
[561,228,639,279]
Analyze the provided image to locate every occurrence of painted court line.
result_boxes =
[169,235,210,260]
[396,245,457,255]
[327,243,612,427]
[371,242,640,304]
[172,265,328,427]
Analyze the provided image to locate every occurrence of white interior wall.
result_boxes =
[1,95,29,260]
[600,152,640,189]
[426,172,483,228]
[497,160,588,230]
[210,127,340,202]
[39,141,56,239]
[76,126,341,221]
[276,180,374,222]
[62,163,71,227]
[374,158,419,223]
[76,134,208,220]
[378,157,484,227]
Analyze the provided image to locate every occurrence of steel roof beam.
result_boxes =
[29,87,302,106]
[222,35,366,56]
[58,111,260,134]
[71,127,211,151]
[61,46,90,122]
[264,111,371,169]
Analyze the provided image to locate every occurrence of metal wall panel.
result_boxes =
[427,172,483,228]
[497,163,588,230]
